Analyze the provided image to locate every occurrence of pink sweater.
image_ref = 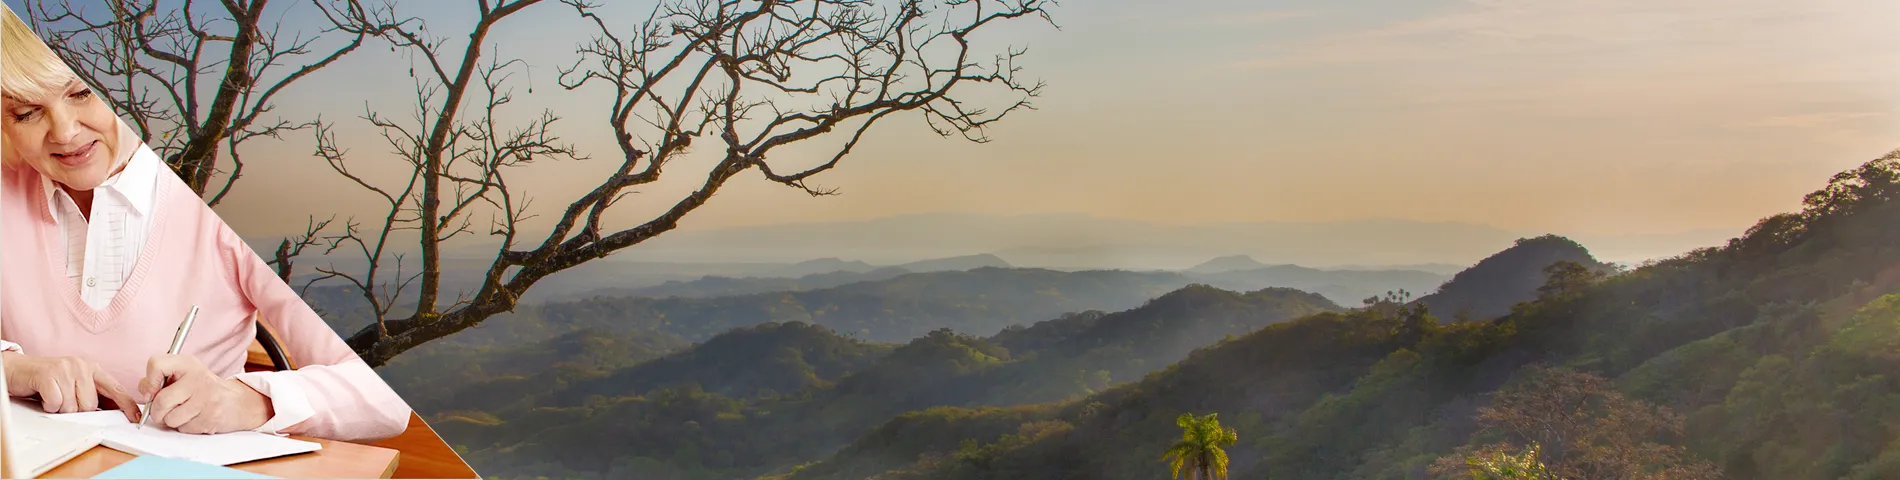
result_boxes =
[0,163,412,442]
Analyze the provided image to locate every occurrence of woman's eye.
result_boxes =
[69,89,93,100]
[10,109,39,121]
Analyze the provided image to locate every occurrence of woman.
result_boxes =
[0,5,410,442]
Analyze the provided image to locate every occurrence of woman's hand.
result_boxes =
[1,351,142,422]
[140,354,273,434]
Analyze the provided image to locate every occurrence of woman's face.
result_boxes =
[2,78,121,191]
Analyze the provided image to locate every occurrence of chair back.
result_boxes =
[251,313,296,371]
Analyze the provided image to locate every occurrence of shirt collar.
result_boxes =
[40,125,159,219]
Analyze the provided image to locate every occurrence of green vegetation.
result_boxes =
[1442,443,1551,480]
[314,268,1220,348]
[386,283,1337,479]
[1162,413,1238,480]
[769,150,1900,480]
[547,321,896,403]
[1415,235,1612,321]
[375,326,690,415]
[371,151,1900,479]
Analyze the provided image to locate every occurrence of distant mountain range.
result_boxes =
[544,258,1447,307]
[1189,254,1271,273]
[324,157,1900,480]
[267,212,1738,313]
[408,231,1641,479]
[764,255,1008,276]
[252,214,1740,281]
[410,283,1346,479]
[362,230,1599,479]
[292,248,1450,306]
[594,213,1741,268]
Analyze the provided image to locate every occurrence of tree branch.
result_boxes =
[309,0,1055,366]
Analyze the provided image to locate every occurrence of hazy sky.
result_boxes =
[17,0,1900,241]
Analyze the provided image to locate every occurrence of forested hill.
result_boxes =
[770,152,1900,480]
[534,321,899,408]
[953,286,1342,406]
[375,326,692,417]
[310,267,1200,351]
[431,284,1341,479]
[388,321,894,416]
[1414,234,1614,321]
[316,264,1430,359]
[530,267,1197,343]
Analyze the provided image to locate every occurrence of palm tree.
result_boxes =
[1162,412,1240,480]
[1460,443,1555,480]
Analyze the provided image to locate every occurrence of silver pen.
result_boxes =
[141,305,199,429]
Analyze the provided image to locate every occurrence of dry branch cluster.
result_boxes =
[22,0,1056,365]
[1430,366,1720,480]
[20,0,403,205]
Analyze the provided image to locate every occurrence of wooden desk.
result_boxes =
[40,436,398,478]
[370,413,481,479]
[241,341,480,479]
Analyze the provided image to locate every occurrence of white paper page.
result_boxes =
[37,408,130,427]
[39,404,321,466]
[93,423,322,466]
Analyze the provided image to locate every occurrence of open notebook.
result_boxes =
[9,398,322,466]
[2,398,107,478]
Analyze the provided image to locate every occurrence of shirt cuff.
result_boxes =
[0,340,22,355]
[231,372,316,436]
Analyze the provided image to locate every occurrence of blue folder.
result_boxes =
[91,455,278,479]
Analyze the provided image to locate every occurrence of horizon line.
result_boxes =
[237,210,1752,244]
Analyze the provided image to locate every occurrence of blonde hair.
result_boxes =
[0,3,78,104]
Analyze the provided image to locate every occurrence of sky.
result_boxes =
[12,0,1900,244]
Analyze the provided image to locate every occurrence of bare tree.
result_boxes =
[308,0,1055,365]
[1431,365,1721,480]
[19,0,406,278]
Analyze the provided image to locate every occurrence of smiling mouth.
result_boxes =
[51,140,99,167]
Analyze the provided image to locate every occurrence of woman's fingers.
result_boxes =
[59,368,82,413]
[11,355,143,417]
[34,378,66,414]
[139,354,186,398]
[94,370,142,423]
[162,396,204,432]
[48,360,78,413]
[74,365,100,413]
[10,354,207,423]
[146,378,193,429]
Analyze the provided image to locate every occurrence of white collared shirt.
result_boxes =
[43,142,158,310]
[0,136,315,435]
